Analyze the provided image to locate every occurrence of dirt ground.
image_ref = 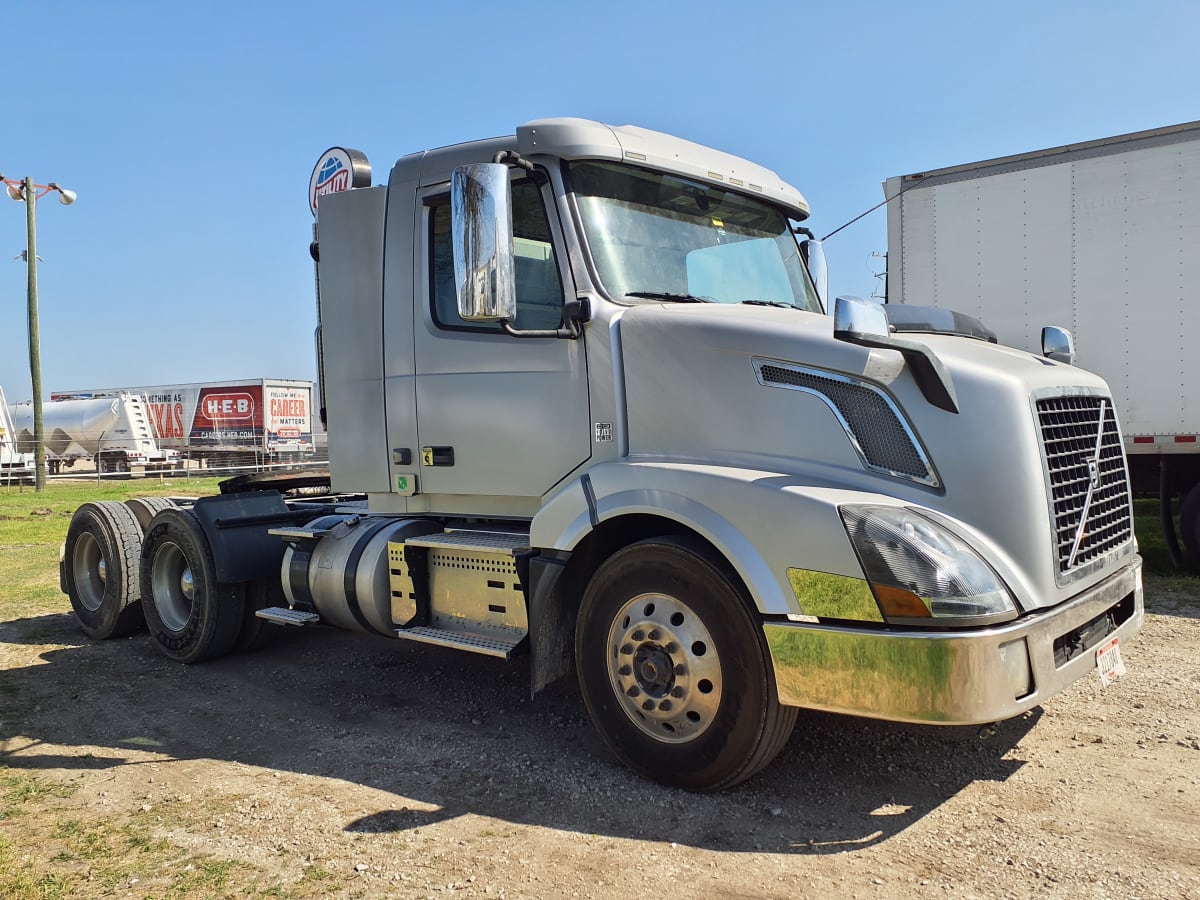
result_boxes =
[1,575,1197,899]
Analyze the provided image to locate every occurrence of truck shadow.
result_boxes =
[1143,583,1200,621]
[0,612,1037,855]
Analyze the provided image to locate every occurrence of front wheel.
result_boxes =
[576,536,796,791]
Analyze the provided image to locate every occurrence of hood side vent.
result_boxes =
[754,359,937,487]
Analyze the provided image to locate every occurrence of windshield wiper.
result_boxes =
[625,291,715,303]
[740,300,798,308]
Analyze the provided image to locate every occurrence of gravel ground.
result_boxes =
[1,574,1197,898]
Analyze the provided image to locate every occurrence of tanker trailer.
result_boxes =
[11,393,178,475]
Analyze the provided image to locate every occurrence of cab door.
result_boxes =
[409,175,590,506]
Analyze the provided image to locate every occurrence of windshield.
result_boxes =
[570,161,822,312]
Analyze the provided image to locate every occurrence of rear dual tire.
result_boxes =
[63,501,147,639]
[140,508,245,663]
[125,497,177,533]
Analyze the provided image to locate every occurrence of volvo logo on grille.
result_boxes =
[1088,458,1101,490]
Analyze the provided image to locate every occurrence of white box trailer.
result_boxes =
[885,120,1200,566]
[52,379,315,469]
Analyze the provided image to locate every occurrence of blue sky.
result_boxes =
[1,0,1196,401]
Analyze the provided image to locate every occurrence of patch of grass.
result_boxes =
[1133,498,1177,574]
[173,857,237,893]
[299,863,335,883]
[0,836,72,900]
[4,804,255,899]
[122,822,170,855]
[52,818,84,839]
[0,771,77,819]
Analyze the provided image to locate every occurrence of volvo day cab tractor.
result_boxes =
[61,119,1143,790]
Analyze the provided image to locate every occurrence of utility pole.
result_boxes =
[3,173,76,491]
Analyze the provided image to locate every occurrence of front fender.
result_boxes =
[533,461,876,617]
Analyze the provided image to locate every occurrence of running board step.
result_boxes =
[394,626,522,659]
[402,529,530,554]
[255,607,320,626]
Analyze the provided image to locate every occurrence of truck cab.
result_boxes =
[64,119,1144,790]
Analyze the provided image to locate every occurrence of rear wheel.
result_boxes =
[576,536,796,791]
[1182,483,1200,571]
[140,508,245,663]
[62,501,146,639]
[125,497,176,533]
[98,453,131,477]
[236,579,284,652]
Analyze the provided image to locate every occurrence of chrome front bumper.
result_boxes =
[764,558,1143,725]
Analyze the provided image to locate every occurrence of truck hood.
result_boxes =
[614,302,1134,611]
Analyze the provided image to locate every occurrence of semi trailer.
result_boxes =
[884,120,1200,567]
[0,385,35,483]
[61,118,1143,790]
[11,392,179,475]
[52,379,315,471]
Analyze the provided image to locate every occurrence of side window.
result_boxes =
[429,178,565,331]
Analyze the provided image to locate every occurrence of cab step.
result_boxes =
[402,529,530,554]
[394,625,523,659]
[255,607,320,626]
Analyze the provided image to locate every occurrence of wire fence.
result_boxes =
[1,433,330,489]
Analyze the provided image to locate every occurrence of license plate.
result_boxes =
[1095,636,1126,687]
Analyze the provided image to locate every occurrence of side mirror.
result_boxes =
[452,163,517,322]
[833,295,890,339]
[1041,325,1075,365]
[800,237,828,307]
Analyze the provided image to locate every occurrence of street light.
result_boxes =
[1,172,76,491]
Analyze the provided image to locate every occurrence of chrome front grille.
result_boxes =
[1036,395,1132,576]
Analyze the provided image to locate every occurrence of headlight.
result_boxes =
[840,505,1017,625]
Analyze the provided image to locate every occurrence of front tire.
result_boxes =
[576,536,796,791]
[62,501,146,639]
[140,508,245,663]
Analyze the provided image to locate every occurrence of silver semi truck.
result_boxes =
[884,120,1200,567]
[60,119,1143,790]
